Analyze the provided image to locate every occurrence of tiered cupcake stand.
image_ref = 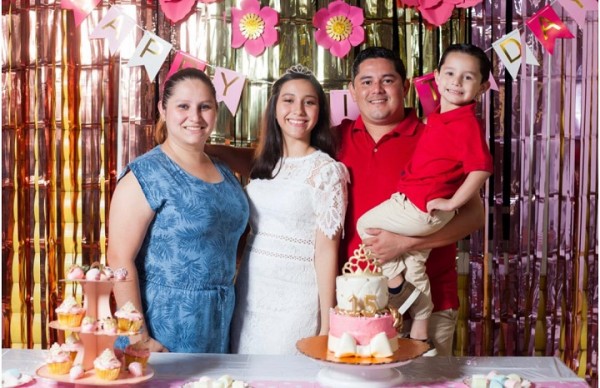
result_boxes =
[297,335,429,388]
[36,279,154,385]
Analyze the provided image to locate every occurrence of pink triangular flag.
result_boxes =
[329,90,359,127]
[488,72,499,91]
[61,0,101,26]
[166,51,207,81]
[526,4,575,55]
[413,72,440,117]
[557,0,598,28]
[213,67,246,115]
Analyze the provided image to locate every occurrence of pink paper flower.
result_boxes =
[397,0,483,26]
[231,0,279,57]
[313,0,365,58]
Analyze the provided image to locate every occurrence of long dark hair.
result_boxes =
[250,69,337,180]
[154,67,217,144]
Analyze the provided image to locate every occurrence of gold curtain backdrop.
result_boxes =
[1,0,597,383]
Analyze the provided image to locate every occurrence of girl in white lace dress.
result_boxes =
[224,66,349,355]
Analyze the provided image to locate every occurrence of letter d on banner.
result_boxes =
[492,29,522,79]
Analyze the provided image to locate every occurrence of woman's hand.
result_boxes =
[144,337,169,352]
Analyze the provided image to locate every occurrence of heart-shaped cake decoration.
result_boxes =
[342,244,382,275]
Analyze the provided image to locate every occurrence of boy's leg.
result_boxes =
[357,193,437,239]
[402,251,433,340]
[401,309,458,356]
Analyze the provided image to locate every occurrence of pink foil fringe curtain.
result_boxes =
[1,0,597,384]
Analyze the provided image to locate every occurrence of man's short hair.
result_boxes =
[351,47,407,82]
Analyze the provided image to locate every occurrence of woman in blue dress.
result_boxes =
[108,68,249,353]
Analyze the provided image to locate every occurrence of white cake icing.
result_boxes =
[336,275,388,312]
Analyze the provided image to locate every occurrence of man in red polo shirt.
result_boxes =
[336,47,484,356]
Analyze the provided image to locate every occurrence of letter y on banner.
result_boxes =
[128,31,173,82]
[214,67,246,116]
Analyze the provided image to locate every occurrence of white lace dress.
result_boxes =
[230,150,349,355]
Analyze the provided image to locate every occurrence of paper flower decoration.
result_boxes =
[231,0,279,57]
[159,0,196,23]
[313,0,365,58]
[398,0,483,27]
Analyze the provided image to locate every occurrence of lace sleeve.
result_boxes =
[312,160,350,239]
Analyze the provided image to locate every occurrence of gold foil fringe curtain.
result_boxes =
[1,0,597,383]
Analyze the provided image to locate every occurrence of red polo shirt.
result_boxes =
[397,103,493,212]
[336,109,459,312]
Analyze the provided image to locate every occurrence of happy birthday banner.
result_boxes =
[70,0,368,119]
[65,0,596,119]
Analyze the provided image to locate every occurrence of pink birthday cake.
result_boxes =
[327,245,400,358]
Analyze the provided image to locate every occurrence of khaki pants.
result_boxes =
[357,192,455,320]
[400,309,458,356]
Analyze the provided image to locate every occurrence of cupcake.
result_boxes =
[115,302,143,333]
[66,265,85,280]
[56,296,85,328]
[93,348,122,381]
[61,333,83,362]
[80,316,98,333]
[100,266,114,280]
[101,317,118,334]
[46,342,73,375]
[124,341,150,370]
[85,267,101,280]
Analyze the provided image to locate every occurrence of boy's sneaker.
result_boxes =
[409,337,437,357]
[388,281,421,315]
[422,339,438,357]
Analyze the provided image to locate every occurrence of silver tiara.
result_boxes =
[285,64,314,77]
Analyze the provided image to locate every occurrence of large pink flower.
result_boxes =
[313,0,365,58]
[231,0,279,57]
[398,0,483,26]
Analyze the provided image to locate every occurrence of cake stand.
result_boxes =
[38,279,154,385]
[296,335,429,388]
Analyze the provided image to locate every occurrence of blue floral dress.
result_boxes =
[124,146,249,353]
